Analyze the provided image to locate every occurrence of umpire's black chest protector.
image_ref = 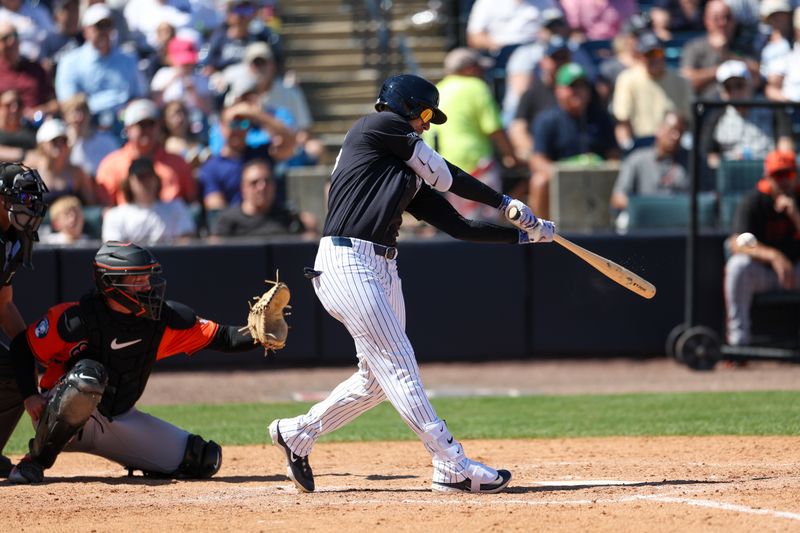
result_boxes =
[78,293,169,418]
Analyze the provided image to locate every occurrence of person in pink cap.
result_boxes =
[150,33,212,116]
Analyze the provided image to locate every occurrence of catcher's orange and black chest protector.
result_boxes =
[75,292,169,418]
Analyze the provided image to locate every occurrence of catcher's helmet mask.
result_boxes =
[375,74,447,125]
[0,162,49,268]
[93,242,167,320]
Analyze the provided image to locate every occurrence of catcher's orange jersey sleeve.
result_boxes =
[156,317,220,360]
[26,302,85,390]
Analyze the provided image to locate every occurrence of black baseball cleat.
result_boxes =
[432,469,512,494]
[268,419,315,492]
[0,454,12,478]
[8,455,45,484]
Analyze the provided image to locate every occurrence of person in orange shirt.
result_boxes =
[5,241,269,484]
[95,99,197,205]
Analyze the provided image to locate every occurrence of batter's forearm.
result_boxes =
[446,162,504,208]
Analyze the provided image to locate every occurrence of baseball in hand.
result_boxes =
[736,232,757,248]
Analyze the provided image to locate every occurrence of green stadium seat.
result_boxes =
[716,159,764,195]
[719,193,744,231]
[82,205,104,239]
[626,193,717,231]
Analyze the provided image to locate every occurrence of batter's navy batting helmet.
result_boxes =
[93,242,167,320]
[375,74,447,124]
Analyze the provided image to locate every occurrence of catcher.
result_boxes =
[6,241,290,483]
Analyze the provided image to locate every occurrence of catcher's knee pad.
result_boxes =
[31,360,107,468]
[176,434,222,479]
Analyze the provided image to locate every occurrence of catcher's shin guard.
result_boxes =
[176,434,222,479]
[30,359,107,468]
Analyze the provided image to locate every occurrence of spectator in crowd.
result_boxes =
[223,41,323,167]
[199,96,294,209]
[757,0,792,76]
[765,6,800,102]
[558,0,637,41]
[680,0,759,97]
[610,111,689,223]
[151,35,213,116]
[204,0,281,73]
[61,92,119,179]
[598,14,650,91]
[162,99,209,170]
[0,21,57,121]
[0,89,35,161]
[424,47,519,220]
[507,38,571,164]
[529,63,618,218]
[502,9,597,125]
[702,60,794,169]
[466,0,556,56]
[212,158,315,238]
[39,194,89,244]
[96,98,196,205]
[612,32,693,153]
[55,3,147,130]
[123,0,193,52]
[0,0,56,61]
[102,156,196,244]
[39,0,83,77]
[724,150,800,346]
[650,0,706,41]
[24,117,97,205]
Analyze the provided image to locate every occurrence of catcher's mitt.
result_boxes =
[241,272,291,353]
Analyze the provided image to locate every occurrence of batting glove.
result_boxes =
[518,218,556,244]
[501,195,537,230]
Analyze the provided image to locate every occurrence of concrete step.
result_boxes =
[283,35,448,55]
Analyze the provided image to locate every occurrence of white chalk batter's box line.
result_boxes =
[177,480,800,522]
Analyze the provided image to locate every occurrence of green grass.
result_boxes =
[5,391,800,455]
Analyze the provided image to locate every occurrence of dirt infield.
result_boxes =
[5,437,800,532]
[5,359,800,532]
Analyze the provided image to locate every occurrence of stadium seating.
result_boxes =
[626,193,717,231]
[715,159,764,230]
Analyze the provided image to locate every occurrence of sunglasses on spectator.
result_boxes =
[50,136,68,146]
[135,119,157,129]
[644,48,664,60]
[724,79,747,91]
[245,177,271,187]
[228,118,251,131]
[0,31,18,43]
[94,19,114,31]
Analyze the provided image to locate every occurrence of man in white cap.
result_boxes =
[96,98,196,206]
[55,3,146,130]
[757,0,792,75]
[766,7,800,102]
[702,60,794,169]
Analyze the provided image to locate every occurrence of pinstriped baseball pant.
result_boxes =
[724,253,800,345]
[278,237,467,483]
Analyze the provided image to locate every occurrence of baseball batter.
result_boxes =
[6,241,261,483]
[269,74,554,493]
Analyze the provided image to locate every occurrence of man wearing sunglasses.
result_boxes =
[267,73,554,494]
[725,150,800,346]
[0,162,47,477]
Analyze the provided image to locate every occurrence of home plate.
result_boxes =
[534,480,645,486]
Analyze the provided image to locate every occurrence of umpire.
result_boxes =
[0,163,48,478]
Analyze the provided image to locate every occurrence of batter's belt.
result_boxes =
[331,237,398,260]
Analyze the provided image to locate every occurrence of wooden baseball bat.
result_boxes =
[509,206,656,299]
